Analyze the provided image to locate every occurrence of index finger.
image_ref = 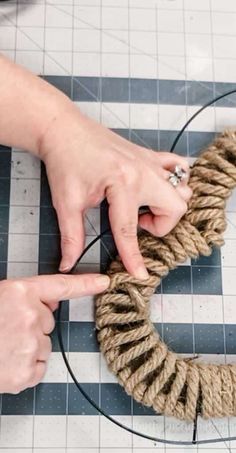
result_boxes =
[24,273,110,303]
[139,178,187,237]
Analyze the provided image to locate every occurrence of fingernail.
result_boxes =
[135,267,149,280]
[59,261,72,273]
[96,275,110,288]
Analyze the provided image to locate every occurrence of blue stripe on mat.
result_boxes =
[0,146,11,278]
[49,322,228,354]
[44,76,236,107]
[0,382,175,416]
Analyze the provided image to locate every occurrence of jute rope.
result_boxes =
[95,130,236,421]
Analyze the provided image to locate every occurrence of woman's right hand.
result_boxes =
[0,273,109,394]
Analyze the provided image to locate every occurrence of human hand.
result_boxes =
[0,272,109,393]
[39,105,192,280]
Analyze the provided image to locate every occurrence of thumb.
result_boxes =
[25,273,110,304]
[58,210,85,272]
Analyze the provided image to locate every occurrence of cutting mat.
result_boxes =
[1,0,236,451]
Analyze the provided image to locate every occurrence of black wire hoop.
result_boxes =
[57,88,236,446]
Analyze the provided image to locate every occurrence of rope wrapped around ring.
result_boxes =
[95,130,236,421]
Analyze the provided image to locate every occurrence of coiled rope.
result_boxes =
[95,130,236,421]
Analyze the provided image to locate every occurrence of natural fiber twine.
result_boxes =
[95,130,236,421]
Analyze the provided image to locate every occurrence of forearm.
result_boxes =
[0,54,73,155]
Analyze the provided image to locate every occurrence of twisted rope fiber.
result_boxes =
[95,130,236,421]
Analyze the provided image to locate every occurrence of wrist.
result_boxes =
[35,96,74,159]
[37,101,88,161]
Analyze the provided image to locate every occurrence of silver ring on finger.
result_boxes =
[168,165,187,188]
